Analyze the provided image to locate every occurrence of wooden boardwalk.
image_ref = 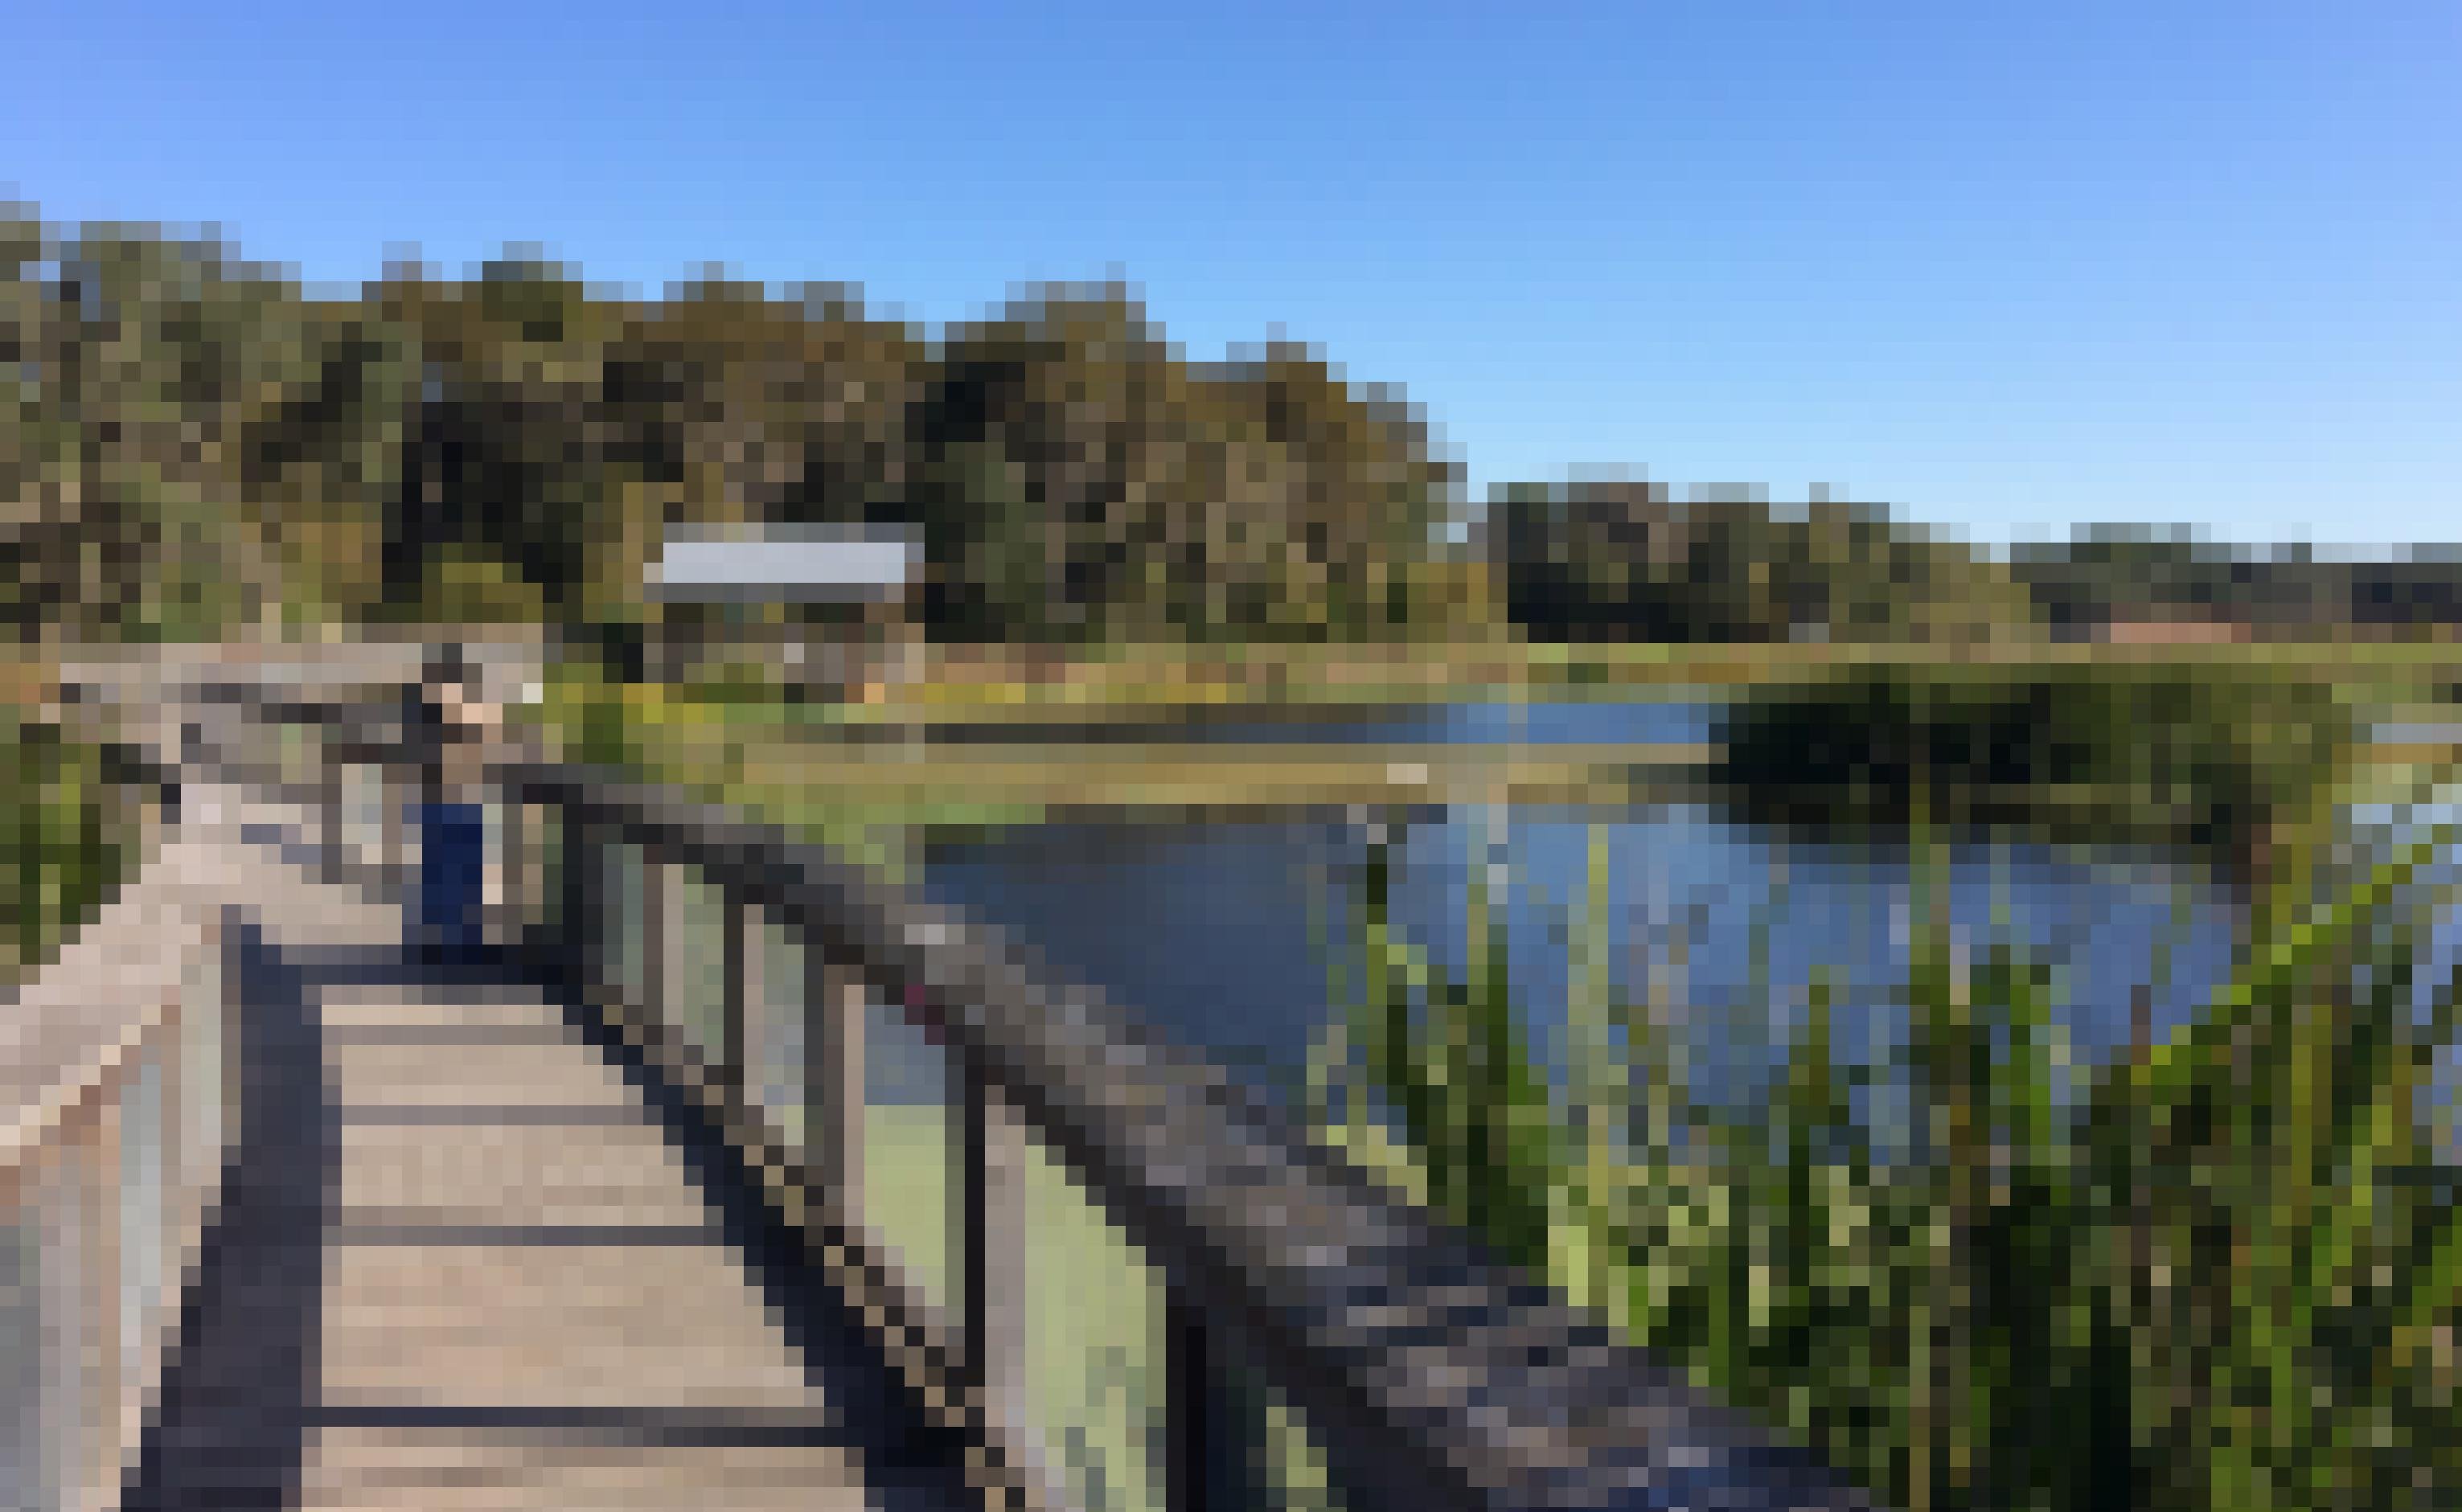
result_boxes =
[74,676,1880,1512]
[129,784,976,1511]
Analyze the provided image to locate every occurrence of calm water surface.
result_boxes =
[918,809,2252,1110]
[907,703,2462,1110]
[886,703,2462,1136]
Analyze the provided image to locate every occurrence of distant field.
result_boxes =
[593,636,2462,726]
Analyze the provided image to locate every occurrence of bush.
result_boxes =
[1715,662,2357,862]
[0,711,141,978]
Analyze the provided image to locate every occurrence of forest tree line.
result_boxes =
[1488,482,2462,645]
[6,212,2457,650]
[1,215,1463,645]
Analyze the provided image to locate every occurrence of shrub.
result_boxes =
[0,711,141,979]
[1714,662,2357,863]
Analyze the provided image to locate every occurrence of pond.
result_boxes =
[908,698,1717,748]
[908,702,2462,1129]
[917,809,2248,1108]
[769,699,2462,1512]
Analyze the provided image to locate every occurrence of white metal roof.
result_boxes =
[646,526,918,604]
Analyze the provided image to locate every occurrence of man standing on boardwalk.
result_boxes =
[408,644,500,965]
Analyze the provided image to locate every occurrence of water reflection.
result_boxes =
[915,805,2257,1112]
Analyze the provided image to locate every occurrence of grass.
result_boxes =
[1307,776,2462,1511]
[896,637,2462,715]
[537,634,2462,727]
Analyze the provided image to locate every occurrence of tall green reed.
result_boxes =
[1308,790,2462,1511]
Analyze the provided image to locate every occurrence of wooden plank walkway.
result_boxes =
[303,980,872,1511]
[130,783,967,1511]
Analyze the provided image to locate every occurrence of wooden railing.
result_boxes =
[191,682,1877,1512]
[1,744,225,1512]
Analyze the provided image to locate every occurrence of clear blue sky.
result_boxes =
[9,0,2456,548]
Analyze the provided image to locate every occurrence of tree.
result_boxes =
[0,206,1478,647]
[1493,483,2039,645]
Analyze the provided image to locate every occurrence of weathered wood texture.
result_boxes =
[304,981,876,1511]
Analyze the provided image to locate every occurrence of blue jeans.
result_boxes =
[415,801,487,957]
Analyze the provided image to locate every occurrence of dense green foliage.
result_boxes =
[1311,810,2462,1511]
[1487,486,2462,646]
[1487,481,2042,645]
[14,209,2462,655]
[2012,527,2462,639]
[0,711,142,978]
[1,211,1466,647]
[1715,662,2358,860]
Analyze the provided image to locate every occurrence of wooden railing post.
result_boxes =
[959,1055,1032,1463]
[490,795,532,957]
[114,1047,166,1483]
[560,809,602,993]
[1165,1290,1208,1512]
[720,895,756,1096]
[518,797,542,956]
[79,1095,125,1512]
[380,764,408,895]
[2,1198,41,1510]
[1164,1289,1270,1512]
[802,946,865,1223]
[329,763,355,883]
[31,1141,77,1512]
[154,1011,186,1402]
[481,793,503,949]
[642,849,684,1035]
[320,756,345,883]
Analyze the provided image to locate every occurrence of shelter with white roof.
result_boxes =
[642,523,923,699]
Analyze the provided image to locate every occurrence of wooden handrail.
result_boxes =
[507,765,1873,1512]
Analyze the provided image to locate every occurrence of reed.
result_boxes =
[1311,781,2462,1510]
[1714,662,2358,867]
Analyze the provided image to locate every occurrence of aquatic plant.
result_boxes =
[1310,786,2462,1510]
[1714,662,2357,867]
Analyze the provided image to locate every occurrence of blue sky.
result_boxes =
[8,0,2456,548]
